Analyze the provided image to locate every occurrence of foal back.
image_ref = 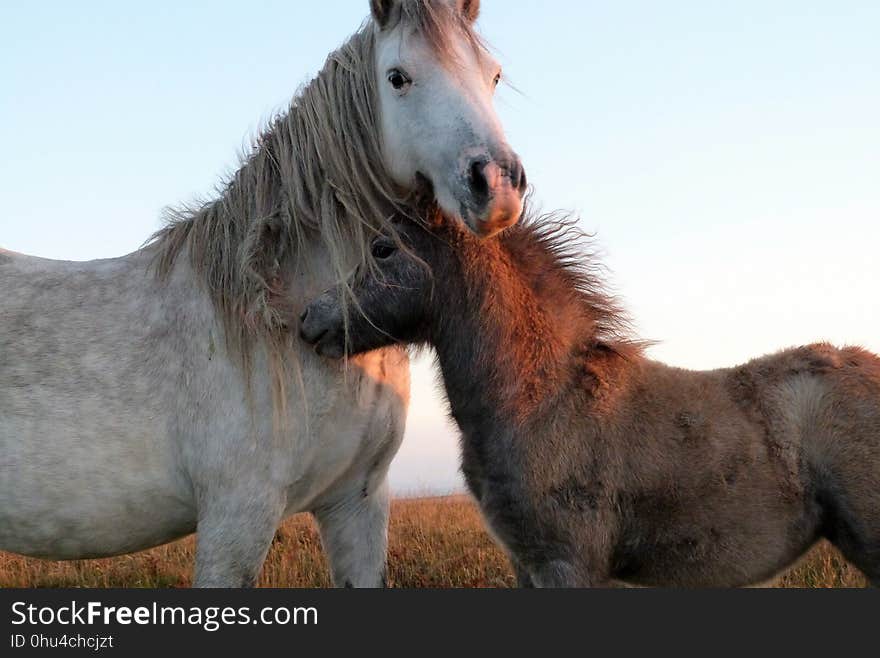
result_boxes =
[649,343,880,585]
[579,342,880,587]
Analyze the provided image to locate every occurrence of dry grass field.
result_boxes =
[0,495,868,588]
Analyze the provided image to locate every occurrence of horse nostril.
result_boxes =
[299,308,309,323]
[516,164,527,192]
[510,160,527,193]
[468,158,490,198]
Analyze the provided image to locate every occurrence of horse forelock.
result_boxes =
[388,0,489,66]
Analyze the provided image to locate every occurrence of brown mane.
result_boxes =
[406,205,647,420]
[498,210,644,363]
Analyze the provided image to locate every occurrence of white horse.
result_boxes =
[0,0,526,587]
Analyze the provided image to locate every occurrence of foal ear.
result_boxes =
[370,0,397,28]
[458,0,480,22]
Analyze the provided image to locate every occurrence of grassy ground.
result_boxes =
[0,495,868,588]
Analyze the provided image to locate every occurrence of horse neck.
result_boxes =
[429,236,595,433]
[204,128,285,230]
[177,96,376,308]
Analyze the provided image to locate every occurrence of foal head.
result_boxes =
[300,210,639,368]
[371,0,526,236]
[299,218,441,358]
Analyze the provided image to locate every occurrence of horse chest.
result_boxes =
[280,349,408,510]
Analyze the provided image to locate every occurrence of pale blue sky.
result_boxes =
[2,1,878,493]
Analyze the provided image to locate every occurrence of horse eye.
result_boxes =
[493,71,502,87]
[371,241,397,259]
[387,69,411,91]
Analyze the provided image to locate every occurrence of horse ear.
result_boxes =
[370,0,396,28]
[459,0,480,22]
[241,214,292,327]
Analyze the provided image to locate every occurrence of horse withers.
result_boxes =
[0,0,525,587]
[300,211,880,587]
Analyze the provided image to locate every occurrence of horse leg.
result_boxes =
[524,552,614,588]
[313,477,391,588]
[193,487,286,587]
[830,534,880,587]
[529,559,579,587]
[528,559,607,588]
[511,558,535,587]
[817,481,880,587]
[830,530,880,587]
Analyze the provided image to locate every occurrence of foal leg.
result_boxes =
[829,532,880,587]
[817,462,880,586]
[529,560,582,588]
[528,557,612,588]
[511,558,535,588]
[313,478,391,587]
[861,561,880,587]
[828,496,880,585]
[830,526,880,587]
[193,487,286,587]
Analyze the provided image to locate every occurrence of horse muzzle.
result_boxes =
[464,156,527,238]
[299,299,345,359]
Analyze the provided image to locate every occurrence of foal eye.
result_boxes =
[387,69,411,91]
[371,241,397,259]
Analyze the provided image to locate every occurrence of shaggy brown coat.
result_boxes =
[301,212,880,587]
